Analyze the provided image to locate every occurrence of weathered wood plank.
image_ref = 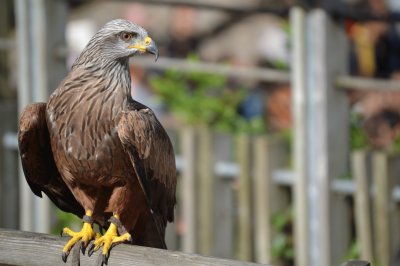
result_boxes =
[388,155,400,262]
[213,177,234,258]
[131,57,290,83]
[336,75,400,91]
[304,9,351,266]
[165,216,178,251]
[252,136,289,264]
[0,103,18,230]
[236,135,253,261]
[252,136,271,264]
[0,229,265,266]
[212,133,234,258]
[197,127,214,256]
[180,127,197,253]
[290,7,309,266]
[352,151,373,263]
[372,152,391,266]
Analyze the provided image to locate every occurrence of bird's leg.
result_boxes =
[88,213,131,264]
[61,210,99,262]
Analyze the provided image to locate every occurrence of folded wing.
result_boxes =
[18,103,84,217]
[117,102,177,243]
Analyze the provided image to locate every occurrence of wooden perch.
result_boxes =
[0,229,265,266]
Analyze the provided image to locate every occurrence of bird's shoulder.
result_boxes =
[118,100,175,159]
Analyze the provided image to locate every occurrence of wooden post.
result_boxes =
[213,133,234,259]
[181,127,197,253]
[0,0,11,97]
[213,177,234,258]
[290,7,309,266]
[292,7,350,266]
[236,134,253,261]
[307,9,350,266]
[252,136,289,264]
[352,151,373,262]
[197,127,214,256]
[388,155,400,262]
[252,136,271,264]
[372,152,392,266]
[165,212,178,251]
[0,103,19,229]
[15,0,34,232]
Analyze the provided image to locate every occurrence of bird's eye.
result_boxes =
[120,32,136,42]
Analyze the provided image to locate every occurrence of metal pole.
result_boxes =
[30,0,51,234]
[31,0,48,102]
[15,0,33,232]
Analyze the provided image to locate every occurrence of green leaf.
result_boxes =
[149,56,267,134]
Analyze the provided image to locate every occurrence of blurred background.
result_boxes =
[1,0,400,266]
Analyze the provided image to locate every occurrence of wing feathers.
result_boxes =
[18,103,84,217]
[117,105,177,223]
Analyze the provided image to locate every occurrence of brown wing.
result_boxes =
[117,101,177,240]
[18,103,84,217]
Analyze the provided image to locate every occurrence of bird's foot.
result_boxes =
[88,214,131,265]
[61,211,98,262]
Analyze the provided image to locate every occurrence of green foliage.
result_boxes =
[51,209,81,235]
[341,240,360,262]
[278,128,293,167]
[387,134,400,154]
[149,57,266,134]
[271,207,294,262]
[350,112,370,151]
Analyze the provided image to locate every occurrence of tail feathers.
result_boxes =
[131,210,167,249]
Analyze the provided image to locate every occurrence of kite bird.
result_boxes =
[18,19,177,264]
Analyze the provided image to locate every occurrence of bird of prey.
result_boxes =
[18,19,177,264]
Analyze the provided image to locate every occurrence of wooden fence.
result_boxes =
[0,126,391,266]
[166,128,291,264]
[163,128,400,266]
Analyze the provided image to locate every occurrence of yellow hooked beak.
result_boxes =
[128,37,159,61]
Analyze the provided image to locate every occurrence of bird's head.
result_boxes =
[74,19,158,67]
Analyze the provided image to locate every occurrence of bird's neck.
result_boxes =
[83,58,132,101]
[105,58,131,96]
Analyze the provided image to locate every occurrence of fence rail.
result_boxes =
[131,57,291,83]
[336,76,400,91]
[0,229,265,266]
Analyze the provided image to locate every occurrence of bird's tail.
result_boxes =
[131,210,167,249]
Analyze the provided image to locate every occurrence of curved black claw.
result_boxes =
[60,229,64,237]
[80,241,87,255]
[61,251,69,263]
[87,242,95,257]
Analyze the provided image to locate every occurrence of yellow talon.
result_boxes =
[91,214,131,262]
[61,210,96,262]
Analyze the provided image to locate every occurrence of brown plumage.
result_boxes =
[18,19,176,258]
